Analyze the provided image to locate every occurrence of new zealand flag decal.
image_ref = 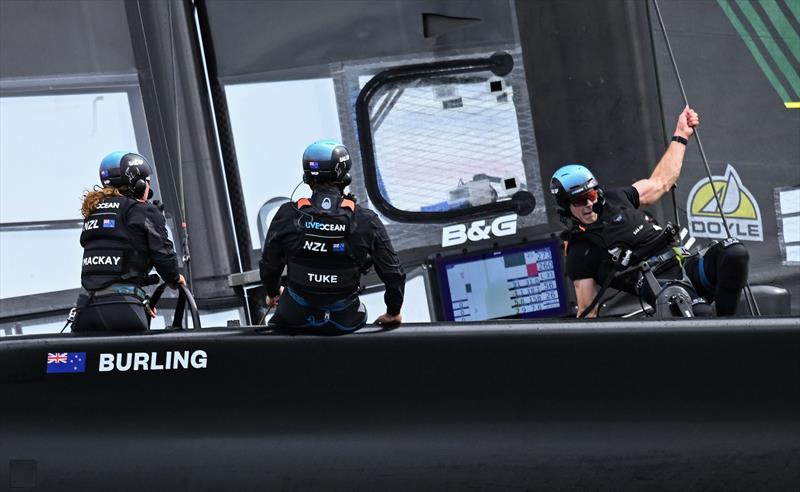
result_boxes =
[332,243,346,253]
[309,161,320,170]
[46,352,86,374]
[102,219,116,228]
[612,214,625,224]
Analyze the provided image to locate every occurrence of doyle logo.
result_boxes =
[96,202,120,210]
[99,350,208,372]
[686,164,763,241]
[129,158,144,166]
[304,221,345,232]
[339,155,350,163]
[303,240,328,252]
[441,214,517,247]
[46,352,86,374]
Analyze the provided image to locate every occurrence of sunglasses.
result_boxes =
[569,188,599,206]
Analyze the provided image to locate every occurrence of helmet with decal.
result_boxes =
[99,151,153,199]
[550,163,600,210]
[302,140,352,186]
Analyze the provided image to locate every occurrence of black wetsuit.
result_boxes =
[72,196,181,333]
[260,188,405,334]
[565,187,749,316]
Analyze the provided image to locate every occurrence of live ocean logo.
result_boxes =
[686,164,763,241]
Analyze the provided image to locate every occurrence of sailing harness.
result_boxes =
[567,201,699,318]
[287,196,361,299]
[62,283,154,333]
[286,287,363,332]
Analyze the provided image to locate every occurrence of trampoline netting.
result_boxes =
[367,72,528,213]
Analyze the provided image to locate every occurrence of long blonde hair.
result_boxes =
[81,186,123,218]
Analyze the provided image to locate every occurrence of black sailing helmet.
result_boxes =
[301,140,352,186]
[99,151,153,199]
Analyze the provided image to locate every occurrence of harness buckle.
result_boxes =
[671,246,692,261]
[720,237,740,248]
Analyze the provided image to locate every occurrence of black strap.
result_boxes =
[578,270,617,318]
[61,307,78,333]
[62,291,146,333]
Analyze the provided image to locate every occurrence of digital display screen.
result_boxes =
[435,240,568,322]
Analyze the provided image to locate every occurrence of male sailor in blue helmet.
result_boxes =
[72,152,185,332]
[551,106,749,317]
[259,140,405,334]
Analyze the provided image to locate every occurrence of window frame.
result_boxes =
[354,52,536,223]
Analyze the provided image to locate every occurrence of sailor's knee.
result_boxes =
[721,242,749,269]
[716,242,749,290]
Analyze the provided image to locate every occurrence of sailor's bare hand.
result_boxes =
[675,105,700,139]
[169,274,186,289]
[267,286,284,308]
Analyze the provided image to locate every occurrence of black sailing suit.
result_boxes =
[565,187,749,316]
[72,195,181,332]
[260,188,405,334]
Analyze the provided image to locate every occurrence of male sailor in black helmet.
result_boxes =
[551,106,749,317]
[72,151,185,333]
[259,140,405,334]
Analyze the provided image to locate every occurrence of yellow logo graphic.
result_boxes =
[686,164,763,241]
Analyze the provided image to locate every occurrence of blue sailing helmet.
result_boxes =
[550,163,600,209]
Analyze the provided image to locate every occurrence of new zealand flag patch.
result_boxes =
[332,243,346,253]
[612,214,625,224]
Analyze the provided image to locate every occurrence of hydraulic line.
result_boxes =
[651,0,759,315]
